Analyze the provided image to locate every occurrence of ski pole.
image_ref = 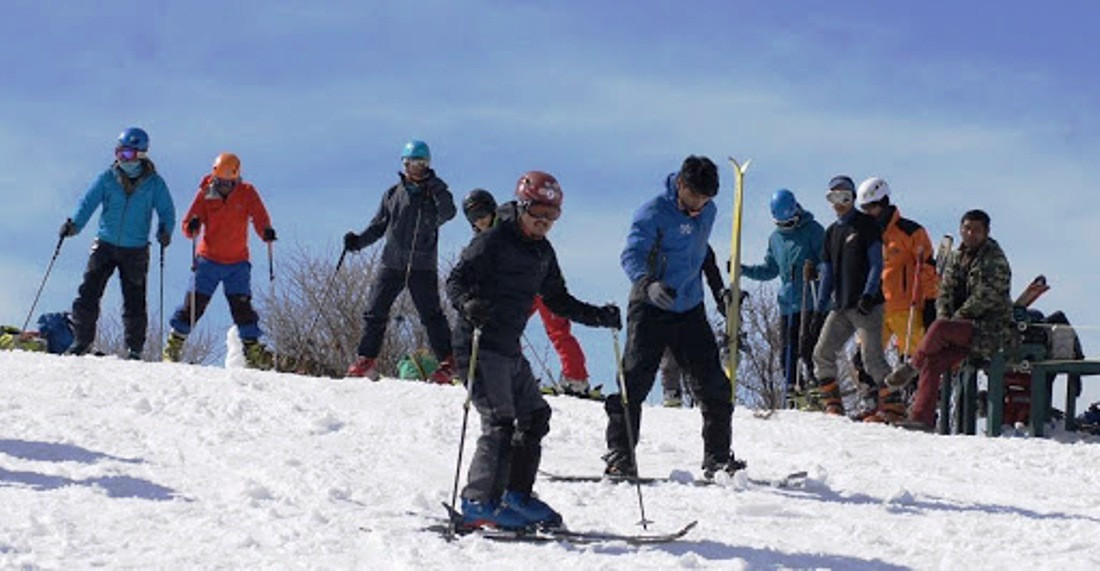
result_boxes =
[522,332,559,392]
[189,233,198,333]
[21,235,65,332]
[448,326,482,538]
[267,241,275,284]
[902,247,924,359]
[159,243,166,356]
[611,328,651,529]
[291,249,348,372]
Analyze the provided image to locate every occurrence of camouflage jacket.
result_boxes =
[936,237,1014,359]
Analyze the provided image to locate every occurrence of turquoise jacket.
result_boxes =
[71,160,175,248]
[741,209,825,316]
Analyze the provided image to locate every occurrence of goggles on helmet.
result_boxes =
[115,146,146,162]
[826,190,854,206]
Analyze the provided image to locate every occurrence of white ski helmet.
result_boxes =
[856,176,891,207]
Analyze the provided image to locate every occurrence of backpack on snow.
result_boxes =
[36,312,74,354]
[396,349,439,381]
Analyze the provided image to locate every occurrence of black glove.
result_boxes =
[462,298,491,327]
[59,218,77,238]
[856,294,875,315]
[595,303,621,330]
[803,259,818,281]
[344,231,362,252]
[716,287,733,310]
[186,217,201,234]
[157,229,171,247]
[262,227,277,242]
[922,298,937,329]
[645,280,676,310]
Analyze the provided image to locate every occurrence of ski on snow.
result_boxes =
[538,469,808,489]
[429,503,696,545]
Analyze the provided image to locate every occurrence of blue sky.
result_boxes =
[3,1,1099,405]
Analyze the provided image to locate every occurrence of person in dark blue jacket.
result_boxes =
[59,127,175,359]
[605,155,740,479]
[741,189,826,402]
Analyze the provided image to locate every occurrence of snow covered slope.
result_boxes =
[1,351,1097,568]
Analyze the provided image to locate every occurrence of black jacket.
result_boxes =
[447,212,605,357]
[822,209,884,310]
[352,170,456,271]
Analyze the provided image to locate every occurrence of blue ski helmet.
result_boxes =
[401,140,430,161]
[117,127,149,151]
[770,189,800,223]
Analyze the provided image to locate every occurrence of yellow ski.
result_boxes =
[725,157,750,405]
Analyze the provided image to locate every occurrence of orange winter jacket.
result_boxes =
[181,175,271,265]
[880,206,938,312]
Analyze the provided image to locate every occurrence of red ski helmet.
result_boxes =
[515,171,563,207]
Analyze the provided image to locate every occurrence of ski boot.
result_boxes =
[560,377,589,396]
[502,490,563,529]
[346,356,380,380]
[428,355,456,385]
[65,340,91,356]
[663,394,683,408]
[162,332,186,363]
[702,455,747,480]
[126,348,143,361]
[817,379,845,416]
[862,388,908,424]
[885,361,919,390]
[243,339,274,370]
[459,497,531,531]
[602,449,637,478]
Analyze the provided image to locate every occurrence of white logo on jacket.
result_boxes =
[679,223,693,235]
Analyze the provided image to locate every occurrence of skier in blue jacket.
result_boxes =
[59,127,175,359]
[605,155,740,479]
[741,189,825,402]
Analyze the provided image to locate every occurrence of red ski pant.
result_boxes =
[909,319,974,427]
[530,295,589,381]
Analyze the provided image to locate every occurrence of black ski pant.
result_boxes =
[354,266,452,360]
[461,349,551,504]
[70,240,150,352]
[605,301,733,467]
[781,312,817,392]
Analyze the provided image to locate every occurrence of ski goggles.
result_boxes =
[115,146,147,162]
[403,158,430,170]
[775,216,799,229]
[522,202,561,221]
[826,190,854,205]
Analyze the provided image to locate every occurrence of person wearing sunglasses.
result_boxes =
[59,127,176,359]
[809,175,890,416]
[850,177,939,424]
[461,188,599,399]
[447,171,620,530]
[740,188,826,406]
[343,140,457,383]
[607,155,741,480]
[162,153,277,369]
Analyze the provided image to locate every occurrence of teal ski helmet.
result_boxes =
[118,127,150,151]
[770,188,800,223]
[401,140,430,161]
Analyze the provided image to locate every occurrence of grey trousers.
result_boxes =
[812,305,890,384]
[461,349,551,503]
